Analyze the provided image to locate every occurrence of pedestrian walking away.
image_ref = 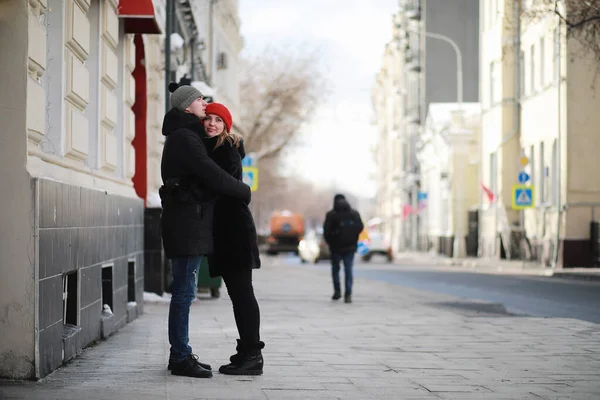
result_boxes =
[323,194,364,303]
[202,102,265,376]
[159,83,251,378]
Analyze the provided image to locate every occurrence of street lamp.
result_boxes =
[423,31,463,107]
[407,29,465,256]
[421,31,465,258]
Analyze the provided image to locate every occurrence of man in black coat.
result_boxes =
[159,83,251,378]
[323,194,364,303]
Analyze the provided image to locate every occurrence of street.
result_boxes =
[3,256,599,400]
[283,255,600,323]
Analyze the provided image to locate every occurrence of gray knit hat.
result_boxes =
[168,82,203,111]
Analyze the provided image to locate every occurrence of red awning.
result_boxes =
[118,0,162,34]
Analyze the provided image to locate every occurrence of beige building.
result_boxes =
[372,13,406,252]
[479,0,600,267]
[418,103,481,257]
[0,0,164,379]
[478,0,523,260]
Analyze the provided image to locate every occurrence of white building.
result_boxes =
[372,13,406,252]
[0,0,164,379]
[191,0,244,121]
[417,103,481,257]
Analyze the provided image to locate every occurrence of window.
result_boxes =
[529,145,535,190]
[551,140,558,205]
[539,142,546,204]
[490,152,498,195]
[489,61,497,105]
[519,50,525,98]
[553,28,560,83]
[530,44,536,93]
[102,265,114,311]
[482,0,487,31]
[63,271,78,326]
[539,37,545,87]
[491,0,498,25]
[127,260,136,303]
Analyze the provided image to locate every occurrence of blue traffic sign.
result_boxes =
[241,152,256,167]
[512,185,534,210]
[518,171,530,184]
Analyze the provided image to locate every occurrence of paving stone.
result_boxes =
[1,258,599,399]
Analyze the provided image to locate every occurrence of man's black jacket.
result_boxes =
[160,108,250,258]
[323,197,364,254]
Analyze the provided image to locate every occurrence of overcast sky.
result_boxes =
[239,0,398,197]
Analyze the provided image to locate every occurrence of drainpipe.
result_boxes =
[552,17,563,269]
[164,0,173,112]
[413,0,427,251]
[190,36,195,81]
[493,0,521,258]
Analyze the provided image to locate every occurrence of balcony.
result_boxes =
[405,0,421,20]
[404,50,421,73]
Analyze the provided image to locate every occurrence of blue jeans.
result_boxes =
[168,256,202,362]
[331,251,355,295]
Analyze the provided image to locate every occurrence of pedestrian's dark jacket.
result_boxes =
[159,108,250,258]
[323,197,364,253]
[204,136,261,277]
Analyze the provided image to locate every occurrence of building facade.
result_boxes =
[417,103,481,257]
[190,0,244,119]
[372,0,480,251]
[479,0,600,267]
[0,0,164,379]
[373,13,405,252]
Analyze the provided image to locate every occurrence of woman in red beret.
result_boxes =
[202,102,264,376]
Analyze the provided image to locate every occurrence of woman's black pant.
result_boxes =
[221,268,261,347]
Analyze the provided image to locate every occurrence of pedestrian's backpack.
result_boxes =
[334,216,361,247]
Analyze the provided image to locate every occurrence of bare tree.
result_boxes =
[238,46,329,162]
[252,172,337,231]
[523,0,600,63]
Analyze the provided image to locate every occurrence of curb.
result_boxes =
[394,252,600,281]
[550,271,600,282]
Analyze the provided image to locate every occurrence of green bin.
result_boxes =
[197,257,222,298]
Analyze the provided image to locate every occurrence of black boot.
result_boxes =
[171,354,213,378]
[219,341,264,376]
[344,293,352,303]
[168,358,211,371]
[227,339,244,364]
[331,291,341,300]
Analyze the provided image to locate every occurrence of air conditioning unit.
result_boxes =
[217,52,228,70]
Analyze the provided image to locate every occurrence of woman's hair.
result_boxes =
[214,131,242,149]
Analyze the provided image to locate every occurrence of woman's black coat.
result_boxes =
[204,136,261,277]
[159,108,251,258]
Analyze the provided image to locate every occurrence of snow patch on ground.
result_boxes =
[143,292,172,303]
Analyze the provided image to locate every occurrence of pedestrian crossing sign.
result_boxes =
[242,166,259,192]
[512,185,534,210]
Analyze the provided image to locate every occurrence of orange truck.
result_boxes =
[266,211,305,255]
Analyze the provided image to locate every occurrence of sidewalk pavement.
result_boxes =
[2,258,600,400]
[394,251,600,281]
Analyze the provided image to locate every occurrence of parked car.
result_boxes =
[298,229,330,263]
[361,230,393,262]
